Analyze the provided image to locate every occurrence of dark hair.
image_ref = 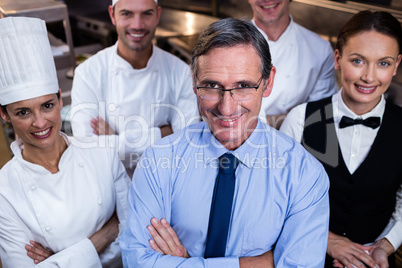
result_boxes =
[336,10,402,55]
[0,92,61,115]
[191,18,273,84]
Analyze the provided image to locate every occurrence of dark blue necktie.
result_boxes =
[204,153,239,258]
[339,116,381,129]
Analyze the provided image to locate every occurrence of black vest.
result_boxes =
[302,97,402,244]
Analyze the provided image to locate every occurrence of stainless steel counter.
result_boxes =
[157,8,218,38]
[70,7,218,63]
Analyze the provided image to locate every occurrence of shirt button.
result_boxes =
[31,185,37,191]
[45,227,51,232]
[79,163,84,168]
[343,232,347,236]
[98,199,103,205]
[351,154,356,158]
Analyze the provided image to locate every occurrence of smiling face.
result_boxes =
[0,93,63,152]
[109,0,161,56]
[335,30,401,115]
[248,0,290,26]
[194,45,275,150]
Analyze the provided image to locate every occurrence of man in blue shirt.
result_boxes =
[120,18,330,267]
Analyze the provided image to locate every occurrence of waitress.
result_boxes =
[0,17,130,267]
[280,10,402,268]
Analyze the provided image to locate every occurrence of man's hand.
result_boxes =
[239,250,274,268]
[91,116,115,135]
[160,125,173,138]
[25,241,54,264]
[147,217,189,258]
[90,212,120,254]
[328,231,378,268]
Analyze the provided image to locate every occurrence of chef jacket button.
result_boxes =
[108,103,117,112]
[45,227,51,232]
[98,199,103,205]
[31,185,37,191]
[79,163,84,168]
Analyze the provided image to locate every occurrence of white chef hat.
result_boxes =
[112,0,157,7]
[0,17,58,106]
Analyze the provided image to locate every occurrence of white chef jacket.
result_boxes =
[280,89,402,251]
[0,133,130,267]
[71,43,199,175]
[252,17,338,117]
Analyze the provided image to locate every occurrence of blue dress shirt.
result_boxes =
[120,120,329,267]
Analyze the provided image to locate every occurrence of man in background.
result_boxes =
[70,0,199,176]
[248,0,338,128]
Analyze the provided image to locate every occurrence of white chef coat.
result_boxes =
[0,133,130,267]
[252,17,338,117]
[280,89,402,251]
[71,43,199,176]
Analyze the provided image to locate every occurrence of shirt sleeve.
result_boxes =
[0,195,102,268]
[115,63,198,169]
[70,66,101,138]
[99,148,131,266]
[279,103,307,143]
[120,148,240,268]
[306,41,338,103]
[70,65,163,170]
[274,157,330,267]
[170,64,200,132]
[376,185,402,251]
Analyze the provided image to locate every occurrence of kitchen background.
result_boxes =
[0,0,402,265]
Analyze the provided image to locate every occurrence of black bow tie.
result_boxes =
[339,116,381,129]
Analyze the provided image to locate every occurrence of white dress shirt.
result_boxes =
[280,89,402,251]
[71,43,199,176]
[280,89,384,174]
[0,133,130,267]
[252,17,338,117]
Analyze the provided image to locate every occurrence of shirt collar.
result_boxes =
[201,120,269,169]
[11,132,71,175]
[200,122,229,166]
[112,42,157,72]
[332,88,385,123]
[251,16,294,45]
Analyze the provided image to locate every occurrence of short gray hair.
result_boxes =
[191,18,273,84]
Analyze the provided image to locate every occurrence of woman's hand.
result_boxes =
[147,217,189,258]
[328,231,378,268]
[90,212,120,254]
[25,241,54,264]
[369,238,394,268]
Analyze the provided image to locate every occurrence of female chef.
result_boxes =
[280,10,402,268]
[0,17,130,267]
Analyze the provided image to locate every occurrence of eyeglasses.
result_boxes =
[196,76,264,101]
